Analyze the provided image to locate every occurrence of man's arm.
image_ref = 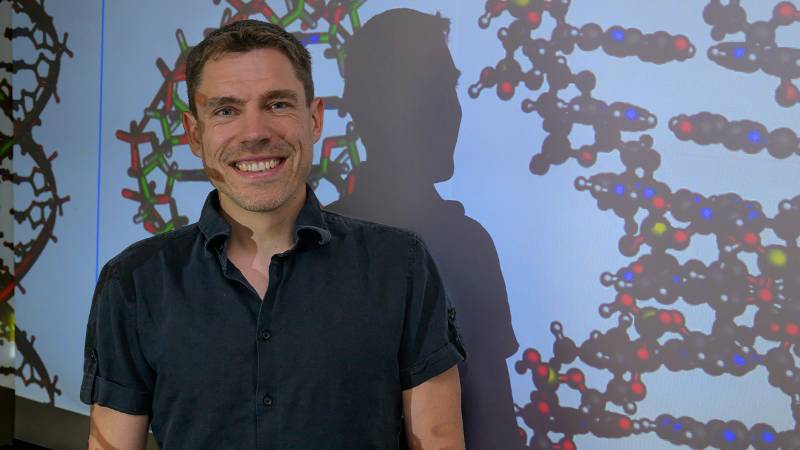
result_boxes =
[402,365,465,450]
[88,404,149,450]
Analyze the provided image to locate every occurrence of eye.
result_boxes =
[269,101,291,110]
[214,107,236,117]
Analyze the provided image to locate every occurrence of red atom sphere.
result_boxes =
[618,293,635,306]
[679,120,694,135]
[636,347,650,360]
[536,364,549,377]
[674,230,689,244]
[632,263,644,274]
[618,417,632,431]
[652,196,666,209]
[527,11,541,26]
[560,438,577,450]
[500,81,514,94]
[743,232,759,246]
[631,381,645,396]
[770,322,781,334]
[658,310,673,325]
[672,311,684,326]
[580,150,594,162]
[674,36,689,50]
[567,368,585,385]
[787,84,798,101]
[786,323,799,336]
[537,401,550,414]
[759,288,773,302]
[777,2,797,18]
[525,349,541,364]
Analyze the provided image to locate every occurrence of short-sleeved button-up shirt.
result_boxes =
[80,187,466,450]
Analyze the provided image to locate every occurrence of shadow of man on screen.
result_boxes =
[326,9,521,449]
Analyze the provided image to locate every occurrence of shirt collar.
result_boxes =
[198,185,332,252]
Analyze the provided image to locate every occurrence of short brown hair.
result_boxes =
[185,19,314,115]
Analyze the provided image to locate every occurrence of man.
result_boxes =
[81,19,466,450]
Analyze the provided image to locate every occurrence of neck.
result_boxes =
[218,188,306,257]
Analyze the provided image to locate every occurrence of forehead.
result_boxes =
[197,48,304,99]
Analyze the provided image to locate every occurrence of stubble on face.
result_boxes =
[212,138,306,214]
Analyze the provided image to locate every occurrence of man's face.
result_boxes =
[183,48,323,214]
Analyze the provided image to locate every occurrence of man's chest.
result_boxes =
[136,256,407,393]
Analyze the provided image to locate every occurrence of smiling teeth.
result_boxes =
[236,159,280,172]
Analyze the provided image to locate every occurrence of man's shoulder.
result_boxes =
[103,223,202,276]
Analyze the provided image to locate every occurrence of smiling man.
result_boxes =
[81,19,466,450]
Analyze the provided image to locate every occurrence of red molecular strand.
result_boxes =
[474,1,800,449]
[1,0,72,304]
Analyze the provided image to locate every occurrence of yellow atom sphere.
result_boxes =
[767,248,788,268]
[513,0,532,6]
[651,222,668,236]
[548,367,558,385]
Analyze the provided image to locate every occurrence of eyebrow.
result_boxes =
[204,95,244,111]
[260,89,300,105]
[204,89,301,112]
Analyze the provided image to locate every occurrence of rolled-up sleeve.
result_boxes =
[80,263,153,415]
[398,236,466,390]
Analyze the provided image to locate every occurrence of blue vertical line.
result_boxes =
[94,0,106,281]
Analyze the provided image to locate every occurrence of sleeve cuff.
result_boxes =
[80,373,152,415]
[400,339,466,390]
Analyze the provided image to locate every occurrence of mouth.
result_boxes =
[229,156,287,176]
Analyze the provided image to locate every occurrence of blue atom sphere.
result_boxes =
[723,429,737,442]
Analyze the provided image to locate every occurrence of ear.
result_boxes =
[182,111,203,157]
[309,97,325,144]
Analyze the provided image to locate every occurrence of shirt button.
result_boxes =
[263,395,273,407]
[260,330,272,341]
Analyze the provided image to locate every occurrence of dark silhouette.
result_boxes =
[326,9,521,449]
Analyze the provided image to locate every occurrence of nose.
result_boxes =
[238,108,272,149]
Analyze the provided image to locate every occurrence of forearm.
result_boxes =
[89,404,149,450]
[403,366,466,450]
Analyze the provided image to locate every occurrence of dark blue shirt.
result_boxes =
[80,187,466,449]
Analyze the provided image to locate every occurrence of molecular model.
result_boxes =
[469,0,693,175]
[471,0,800,449]
[703,1,800,107]
[0,0,68,404]
[117,0,365,235]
